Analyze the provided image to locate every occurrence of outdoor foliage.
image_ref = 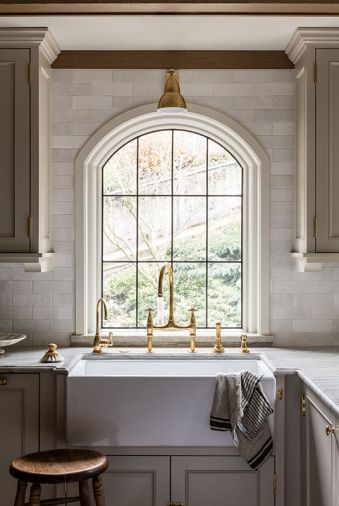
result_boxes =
[102,130,242,329]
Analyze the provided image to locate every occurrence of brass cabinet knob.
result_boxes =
[325,424,338,436]
[0,377,7,386]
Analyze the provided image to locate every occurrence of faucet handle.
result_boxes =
[108,331,113,347]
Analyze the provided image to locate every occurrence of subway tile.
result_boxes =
[0,307,32,319]
[51,202,75,214]
[14,293,53,307]
[53,175,75,189]
[292,320,333,332]
[53,319,75,332]
[72,70,113,82]
[213,83,253,96]
[33,280,73,294]
[52,215,74,228]
[51,228,74,242]
[33,307,73,320]
[72,96,112,110]
[52,268,75,281]
[271,175,295,189]
[273,122,295,135]
[0,320,12,332]
[52,189,74,202]
[271,162,295,175]
[53,136,87,149]
[52,254,74,268]
[52,162,75,176]
[53,293,75,307]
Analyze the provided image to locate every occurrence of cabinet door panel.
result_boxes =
[316,48,339,252]
[0,374,39,504]
[0,48,30,252]
[306,395,335,506]
[171,456,274,506]
[103,456,170,506]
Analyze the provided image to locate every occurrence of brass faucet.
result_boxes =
[146,263,197,352]
[92,298,113,353]
[240,334,249,353]
[213,321,224,353]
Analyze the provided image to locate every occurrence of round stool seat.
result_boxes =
[10,449,108,484]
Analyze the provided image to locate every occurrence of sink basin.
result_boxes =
[66,355,275,447]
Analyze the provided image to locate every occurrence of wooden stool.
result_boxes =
[9,448,108,506]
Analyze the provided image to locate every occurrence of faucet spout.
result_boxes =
[93,298,112,353]
[157,263,175,324]
[146,263,196,352]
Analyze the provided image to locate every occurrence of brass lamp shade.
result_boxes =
[157,70,187,112]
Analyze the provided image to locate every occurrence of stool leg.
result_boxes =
[79,479,91,506]
[92,476,106,506]
[28,483,41,506]
[14,480,27,506]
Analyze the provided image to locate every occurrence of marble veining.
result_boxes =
[2,346,339,416]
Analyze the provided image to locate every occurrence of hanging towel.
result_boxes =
[210,371,273,470]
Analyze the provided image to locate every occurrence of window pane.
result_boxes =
[103,140,137,195]
[137,262,169,327]
[173,263,206,327]
[103,197,136,261]
[138,197,171,261]
[173,197,206,261]
[138,131,172,195]
[208,140,242,195]
[103,263,136,327]
[173,131,206,195]
[208,197,242,261]
[208,263,241,327]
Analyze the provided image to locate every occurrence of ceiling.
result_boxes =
[0,15,339,50]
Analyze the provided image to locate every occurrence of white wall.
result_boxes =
[1,68,338,347]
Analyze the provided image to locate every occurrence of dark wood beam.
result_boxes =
[52,50,294,69]
[2,1,339,15]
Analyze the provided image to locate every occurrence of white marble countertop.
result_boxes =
[1,345,339,416]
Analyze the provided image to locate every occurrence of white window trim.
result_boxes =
[75,103,270,338]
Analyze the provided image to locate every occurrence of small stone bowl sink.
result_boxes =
[0,333,26,355]
[66,354,275,448]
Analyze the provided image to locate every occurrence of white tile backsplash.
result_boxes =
[1,68,338,346]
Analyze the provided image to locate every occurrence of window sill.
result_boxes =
[71,330,273,348]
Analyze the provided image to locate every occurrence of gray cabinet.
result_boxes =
[99,455,275,506]
[171,456,275,506]
[301,389,339,506]
[102,456,170,506]
[0,28,59,271]
[286,28,339,271]
[316,48,339,252]
[0,48,30,253]
[0,373,39,505]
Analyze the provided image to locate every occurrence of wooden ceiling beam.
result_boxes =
[2,2,339,15]
[52,50,294,69]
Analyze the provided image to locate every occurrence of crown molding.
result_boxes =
[0,27,60,63]
[286,27,339,63]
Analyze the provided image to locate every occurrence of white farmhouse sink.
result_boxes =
[66,355,275,448]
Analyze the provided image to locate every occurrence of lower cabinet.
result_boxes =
[0,374,39,505]
[102,456,170,506]
[171,456,275,506]
[301,388,339,506]
[102,455,275,506]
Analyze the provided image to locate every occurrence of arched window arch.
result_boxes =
[75,104,270,340]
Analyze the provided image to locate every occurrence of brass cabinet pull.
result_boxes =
[0,377,7,386]
[167,503,183,506]
[325,425,338,436]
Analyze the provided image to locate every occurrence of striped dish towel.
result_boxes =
[210,371,273,470]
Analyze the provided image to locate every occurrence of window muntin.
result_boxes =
[102,129,242,329]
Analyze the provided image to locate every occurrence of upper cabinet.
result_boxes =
[0,29,60,271]
[286,28,339,271]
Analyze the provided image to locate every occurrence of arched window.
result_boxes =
[102,130,242,329]
[75,104,270,339]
